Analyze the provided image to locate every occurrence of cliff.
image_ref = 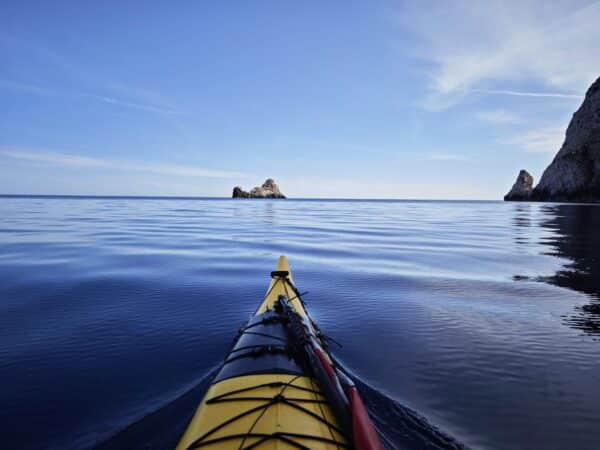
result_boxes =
[532,76,600,201]
[505,76,600,202]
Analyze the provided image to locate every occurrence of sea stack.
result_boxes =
[232,178,286,199]
[504,170,534,201]
[505,75,600,202]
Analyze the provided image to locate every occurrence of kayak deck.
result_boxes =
[255,255,308,318]
[176,256,348,450]
[176,374,346,449]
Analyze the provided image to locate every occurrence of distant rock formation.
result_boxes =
[506,76,600,202]
[232,179,286,199]
[232,186,250,198]
[504,170,534,201]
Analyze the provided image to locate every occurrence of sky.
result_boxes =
[1,0,599,199]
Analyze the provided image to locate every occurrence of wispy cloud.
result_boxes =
[475,109,522,124]
[0,148,248,179]
[0,35,182,116]
[504,126,566,153]
[0,79,56,96]
[100,96,180,115]
[422,153,466,162]
[0,77,182,115]
[134,162,248,179]
[0,149,108,167]
[283,176,494,199]
[472,89,583,100]
[398,1,600,109]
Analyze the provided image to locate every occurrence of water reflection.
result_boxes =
[529,204,600,335]
[263,201,276,226]
[512,203,532,247]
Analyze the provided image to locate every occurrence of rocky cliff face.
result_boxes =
[504,170,534,201]
[232,179,286,198]
[528,76,600,202]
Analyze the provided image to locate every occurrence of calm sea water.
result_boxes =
[1,197,600,450]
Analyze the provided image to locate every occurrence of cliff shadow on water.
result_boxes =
[512,203,600,337]
[94,365,465,450]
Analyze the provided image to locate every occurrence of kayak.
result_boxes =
[176,255,384,450]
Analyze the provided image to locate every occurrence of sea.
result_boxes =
[1,196,599,450]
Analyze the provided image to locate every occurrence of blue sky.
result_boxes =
[1,1,599,199]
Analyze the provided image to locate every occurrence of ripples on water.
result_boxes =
[1,197,600,450]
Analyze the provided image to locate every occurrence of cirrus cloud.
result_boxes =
[0,148,249,179]
[503,126,566,153]
[397,0,600,110]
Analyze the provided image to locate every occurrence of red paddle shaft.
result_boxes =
[276,294,384,450]
[314,348,384,450]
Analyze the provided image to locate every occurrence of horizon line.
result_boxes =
[0,193,500,202]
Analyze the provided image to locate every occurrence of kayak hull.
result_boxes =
[176,256,348,450]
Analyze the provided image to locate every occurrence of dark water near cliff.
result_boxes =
[1,197,600,450]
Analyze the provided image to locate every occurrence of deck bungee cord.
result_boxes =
[184,376,347,449]
[176,256,383,450]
